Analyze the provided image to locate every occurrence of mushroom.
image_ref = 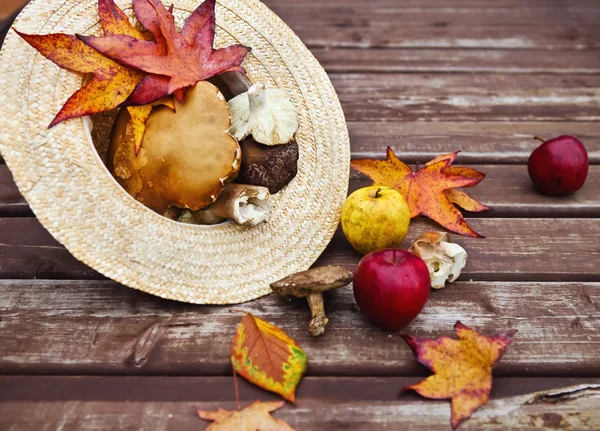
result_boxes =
[228,83,299,146]
[107,81,241,216]
[270,266,353,336]
[408,232,467,289]
[237,137,299,194]
[178,184,271,226]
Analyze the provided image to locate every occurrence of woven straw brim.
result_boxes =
[0,0,350,304]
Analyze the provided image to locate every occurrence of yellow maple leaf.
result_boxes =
[402,321,517,429]
[198,401,295,431]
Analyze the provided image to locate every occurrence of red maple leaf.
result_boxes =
[80,0,250,104]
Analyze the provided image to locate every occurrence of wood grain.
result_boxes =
[348,121,600,164]
[1,280,599,376]
[0,217,598,281]
[0,378,598,430]
[331,73,600,123]
[313,48,600,74]
[1,165,599,217]
[263,0,600,50]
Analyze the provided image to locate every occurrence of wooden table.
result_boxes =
[1,1,600,429]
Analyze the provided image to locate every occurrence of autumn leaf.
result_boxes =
[98,0,151,40]
[15,0,150,127]
[16,31,145,128]
[402,321,517,429]
[427,153,490,213]
[231,314,307,403]
[198,401,295,431]
[351,148,488,237]
[81,0,250,101]
[127,97,175,155]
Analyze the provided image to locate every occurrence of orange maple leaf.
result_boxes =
[351,148,488,238]
[16,31,145,128]
[231,314,307,403]
[402,322,517,429]
[81,0,250,100]
[198,401,295,430]
[16,0,151,127]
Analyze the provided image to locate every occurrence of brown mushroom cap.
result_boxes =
[270,266,353,297]
[237,137,299,194]
[107,81,241,215]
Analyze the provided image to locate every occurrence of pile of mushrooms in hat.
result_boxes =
[109,81,300,226]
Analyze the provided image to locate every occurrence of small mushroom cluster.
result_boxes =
[107,79,300,226]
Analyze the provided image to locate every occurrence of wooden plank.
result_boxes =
[1,280,599,375]
[314,48,600,74]
[0,218,103,279]
[349,165,600,218]
[0,166,31,216]
[0,217,597,281]
[0,378,598,430]
[317,218,600,281]
[262,0,600,50]
[348,122,600,164]
[331,73,600,123]
[1,165,598,217]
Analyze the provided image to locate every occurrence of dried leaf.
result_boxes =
[231,314,307,403]
[351,148,488,237]
[198,401,295,431]
[81,0,250,101]
[402,321,517,429]
[16,32,144,127]
[98,0,151,40]
[127,97,175,155]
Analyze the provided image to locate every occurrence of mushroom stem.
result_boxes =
[248,83,267,112]
[306,293,328,337]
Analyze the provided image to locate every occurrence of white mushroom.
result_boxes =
[228,83,299,146]
[178,184,271,226]
[408,232,467,289]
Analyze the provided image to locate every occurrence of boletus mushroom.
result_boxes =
[270,266,353,336]
[237,137,299,194]
[107,81,241,216]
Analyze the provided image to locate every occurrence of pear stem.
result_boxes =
[534,136,546,143]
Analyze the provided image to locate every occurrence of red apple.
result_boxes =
[528,135,588,196]
[353,249,430,332]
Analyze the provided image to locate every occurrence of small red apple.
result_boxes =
[353,249,430,332]
[528,135,588,196]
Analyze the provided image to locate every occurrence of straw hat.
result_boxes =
[0,0,350,304]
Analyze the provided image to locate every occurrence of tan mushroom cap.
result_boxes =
[108,81,241,215]
[270,266,353,297]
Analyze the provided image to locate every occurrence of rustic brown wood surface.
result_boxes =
[1,0,599,429]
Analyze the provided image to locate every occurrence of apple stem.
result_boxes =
[534,136,545,143]
[375,187,383,198]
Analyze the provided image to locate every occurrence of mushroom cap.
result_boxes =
[108,81,241,215]
[270,266,354,297]
[237,137,299,194]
